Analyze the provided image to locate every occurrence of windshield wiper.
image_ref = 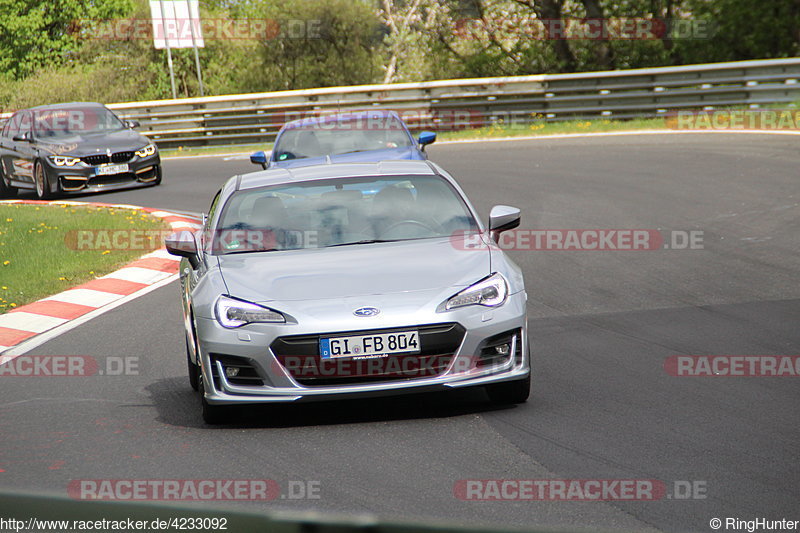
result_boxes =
[325,239,399,248]
[335,150,368,155]
[223,248,279,255]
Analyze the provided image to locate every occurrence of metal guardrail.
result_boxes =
[5,58,800,149]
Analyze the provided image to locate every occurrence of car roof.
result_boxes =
[237,160,437,190]
[282,110,402,131]
[25,102,107,112]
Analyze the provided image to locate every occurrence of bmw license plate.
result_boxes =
[320,331,419,359]
[95,163,129,176]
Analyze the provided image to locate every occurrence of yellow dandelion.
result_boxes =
[5,218,11,222]
[102,250,111,255]
[2,260,9,266]
[9,303,16,307]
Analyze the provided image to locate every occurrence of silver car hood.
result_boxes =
[216,237,489,303]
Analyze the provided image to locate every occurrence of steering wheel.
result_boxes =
[380,220,437,239]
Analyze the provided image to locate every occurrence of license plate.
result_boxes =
[95,163,129,176]
[320,330,420,359]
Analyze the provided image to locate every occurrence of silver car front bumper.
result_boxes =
[193,291,529,404]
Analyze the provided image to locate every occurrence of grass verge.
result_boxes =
[437,117,667,141]
[160,142,271,158]
[0,203,168,313]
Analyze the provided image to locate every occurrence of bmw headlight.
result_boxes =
[215,295,285,328]
[135,143,156,158]
[445,273,508,310]
[49,155,82,167]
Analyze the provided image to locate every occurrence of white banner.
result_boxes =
[149,0,204,49]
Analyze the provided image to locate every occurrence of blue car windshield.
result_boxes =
[212,175,478,254]
[273,117,413,161]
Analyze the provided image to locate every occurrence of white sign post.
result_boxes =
[149,0,205,98]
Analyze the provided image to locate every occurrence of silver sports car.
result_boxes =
[166,160,529,424]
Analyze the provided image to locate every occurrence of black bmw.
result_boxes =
[0,102,161,198]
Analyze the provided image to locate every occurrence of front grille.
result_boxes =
[82,154,109,166]
[88,174,135,186]
[112,151,134,163]
[81,151,134,166]
[210,353,265,388]
[271,323,465,386]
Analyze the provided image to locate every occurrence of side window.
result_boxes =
[206,190,222,229]
[17,112,31,136]
[201,191,222,252]
[4,113,20,138]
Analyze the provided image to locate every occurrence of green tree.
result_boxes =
[0,0,133,80]
[674,0,800,64]
[238,0,383,92]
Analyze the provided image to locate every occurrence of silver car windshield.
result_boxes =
[273,117,413,161]
[212,175,478,254]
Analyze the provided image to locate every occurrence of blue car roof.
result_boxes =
[282,109,403,130]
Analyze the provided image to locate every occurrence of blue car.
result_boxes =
[250,110,436,169]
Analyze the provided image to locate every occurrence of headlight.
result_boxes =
[49,155,82,167]
[215,295,285,328]
[135,144,156,158]
[445,273,508,310]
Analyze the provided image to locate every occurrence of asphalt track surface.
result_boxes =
[1,133,799,532]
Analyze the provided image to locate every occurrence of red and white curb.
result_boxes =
[0,200,200,356]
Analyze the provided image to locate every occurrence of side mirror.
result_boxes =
[125,120,141,129]
[488,205,520,242]
[250,151,268,169]
[165,231,200,269]
[418,131,436,149]
[12,132,32,142]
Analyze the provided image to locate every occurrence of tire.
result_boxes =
[486,374,531,404]
[198,369,227,425]
[34,160,54,199]
[186,337,199,391]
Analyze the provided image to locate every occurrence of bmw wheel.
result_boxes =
[34,160,54,199]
